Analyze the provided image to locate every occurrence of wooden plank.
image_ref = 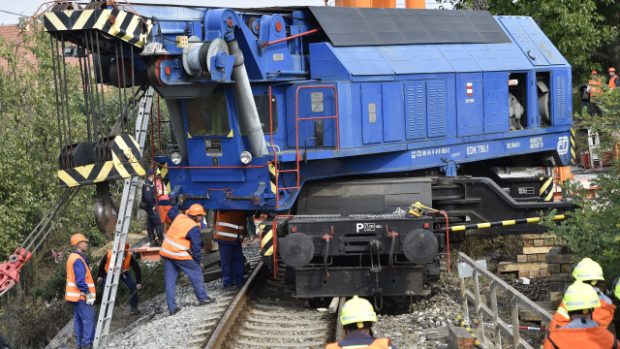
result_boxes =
[328,297,340,314]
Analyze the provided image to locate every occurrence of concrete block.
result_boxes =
[537,254,547,262]
[534,239,544,247]
[498,262,548,273]
[448,327,475,349]
[518,270,530,278]
[549,273,573,282]
[546,253,575,264]
[521,233,557,240]
[548,264,560,273]
[517,254,527,263]
[561,264,573,273]
[523,239,535,247]
[527,254,538,262]
[539,268,551,277]
[523,246,554,254]
[550,291,563,303]
[543,238,556,246]
[529,269,540,278]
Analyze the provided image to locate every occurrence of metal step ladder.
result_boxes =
[93,87,154,348]
[587,128,601,169]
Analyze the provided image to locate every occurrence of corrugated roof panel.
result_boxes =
[465,44,533,71]
[518,17,568,65]
[376,45,454,74]
[332,46,395,76]
[437,45,482,72]
[497,17,550,66]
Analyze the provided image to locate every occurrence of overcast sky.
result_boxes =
[0,0,445,25]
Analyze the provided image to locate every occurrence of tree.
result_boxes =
[440,0,618,83]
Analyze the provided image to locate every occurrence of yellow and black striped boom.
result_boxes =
[43,8,151,48]
[449,214,566,233]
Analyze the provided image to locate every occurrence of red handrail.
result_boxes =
[262,28,320,48]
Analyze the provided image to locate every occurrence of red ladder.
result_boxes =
[268,85,340,208]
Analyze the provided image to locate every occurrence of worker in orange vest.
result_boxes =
[326,296,395,349]
[66,233,96,349]
[214,210,247,290]
[97,243,142,314]
[160,203,214,315]
[157,193,174,233]
[543,281,619,349]
[608,67,618,89]
[550,258,616,328]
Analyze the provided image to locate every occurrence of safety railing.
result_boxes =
[268,84,339,208]
[458,252,552,349]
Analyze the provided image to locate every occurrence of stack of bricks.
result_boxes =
[498,233,561,278]
[546,246,576,308]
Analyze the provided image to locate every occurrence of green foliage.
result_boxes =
[441,0,619,83]
[551,170,620,279]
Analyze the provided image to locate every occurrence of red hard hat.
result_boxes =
[187,203,206,216]
[609,67,616,73]
[70,233,89,246]
[591,70,598,75]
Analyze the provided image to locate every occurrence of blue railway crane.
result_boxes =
[42,1,573,300]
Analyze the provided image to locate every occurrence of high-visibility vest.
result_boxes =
[65,252,96,302]
[159,214,197,260]
[552,295,616,328]
[325,338,391,349]
[104,250,132,273]
[157,194,173,224]
[543,324,618,349]
[609,76,618,89]
[589,79,603,97]
[214,210,246,242]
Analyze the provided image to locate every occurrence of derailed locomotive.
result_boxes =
[44,2,572,299]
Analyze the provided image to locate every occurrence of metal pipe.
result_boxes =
[228,40,268,157]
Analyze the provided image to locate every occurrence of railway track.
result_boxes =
[205,262,336,349]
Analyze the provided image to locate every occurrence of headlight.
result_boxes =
[240,151,252,165]
[170,152,182,165]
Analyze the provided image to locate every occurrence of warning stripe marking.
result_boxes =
[43,9,150,48]
[539,176,554,201]
[259,224,274,257]
[57,134,145,187]
[450,215,566,232]
[268,162,277,194]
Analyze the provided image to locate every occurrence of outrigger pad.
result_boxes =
[308,6,511,47]
[43,8,151,48]
[57,134,145,187]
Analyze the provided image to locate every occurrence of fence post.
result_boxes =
[490,281,502,349]
[472,270,486,343]
[511,296,520,348]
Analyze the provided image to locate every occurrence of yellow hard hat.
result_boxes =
[572,258,604,282]
[340,295,377,328]
[563,281,601,312]
[70,233,89,246]
[614,279,620,301]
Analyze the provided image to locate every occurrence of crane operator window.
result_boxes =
[187,94,231,137]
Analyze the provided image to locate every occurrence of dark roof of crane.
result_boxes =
[307,6,511,47]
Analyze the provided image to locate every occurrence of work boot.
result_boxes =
[198,296,216,306]
[169,306,182,316]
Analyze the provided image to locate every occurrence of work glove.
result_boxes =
[136,284,142,290]
[86,293,96,306]
[97,277,103,284]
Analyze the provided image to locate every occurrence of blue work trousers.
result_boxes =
[218,241,244,287]
[163,258,207,312]
[72,300,96,348]
[146,206,163,242]
[102,271,138,309]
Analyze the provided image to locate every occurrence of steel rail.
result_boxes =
[204,261,264,349]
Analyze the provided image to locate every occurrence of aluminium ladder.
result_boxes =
[93,87,154,348]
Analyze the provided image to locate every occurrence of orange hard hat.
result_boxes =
[187,203,206,216]
[70,233,89,246]
[591,70,598,75]
[609,67,616,73]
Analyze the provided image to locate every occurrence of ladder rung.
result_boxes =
[278,186,299,190]
[277,169,298,174]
